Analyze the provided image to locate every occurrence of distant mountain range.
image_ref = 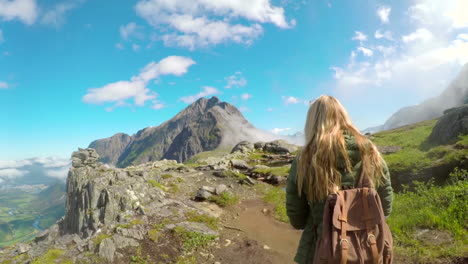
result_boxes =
[363,63,468,134]
[90,96,293,167]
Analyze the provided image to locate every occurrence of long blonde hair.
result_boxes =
[297,95,384,201]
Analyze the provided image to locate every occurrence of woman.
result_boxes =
[286,95,393,264]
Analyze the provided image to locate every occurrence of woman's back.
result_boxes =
[284,96,393,264]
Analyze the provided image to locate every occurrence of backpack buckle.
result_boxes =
[340,238,349,249]
[367,234,376,245]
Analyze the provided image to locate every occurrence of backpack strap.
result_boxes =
[338,191,349,264]
[362,188,379,264]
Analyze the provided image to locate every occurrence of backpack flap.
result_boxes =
[332,188,382,231]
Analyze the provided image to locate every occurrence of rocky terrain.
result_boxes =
[0,140,301,264]
[89,97,282,167]
[364,63,468,133]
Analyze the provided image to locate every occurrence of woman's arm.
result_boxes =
[286,157,310,229]
[377,158,393,217]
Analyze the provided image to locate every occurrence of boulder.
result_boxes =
[215,184,228,195]
[427,105,468,145]
[263,140,298,154]
[195,189,212,200]
[254,142,266,150]
[230,159,252,170]
[98,238,116,262]
[15,243,31,254]
[231,141,255,154]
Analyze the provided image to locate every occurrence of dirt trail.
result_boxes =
[215,199,302,264]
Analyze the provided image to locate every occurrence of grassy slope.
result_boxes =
[371,120,468,262]
[371,119,468,173]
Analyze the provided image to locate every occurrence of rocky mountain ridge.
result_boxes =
[90,96,282,167]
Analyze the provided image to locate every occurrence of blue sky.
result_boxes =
[1,0,468,161]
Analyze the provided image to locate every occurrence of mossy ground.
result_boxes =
[388,174,468,262]
[371,119,468,173]
[252,166,290,177]
[208,191,239,207]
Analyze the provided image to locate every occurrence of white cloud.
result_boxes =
[83,56,195,107]
[0,81,9,89]
[409,0,468,29]
[402,28,433,43]
[377,6,391,23]
[282,96,301,105]
[225,71,247,89]
[357,47,373,57]
[374,30,393,41]
[179,86,221,103]
[239,106,249,112]
[0,168,28,178]
[135,0,294,49]
[150,99,165,110]
[32,156,71,168]
[0,0,38,25]
[241,93,252,100]
[120,22,144,41]
[352,31,367,42]
[132,43,140,51]
[41,0,84,27]
[271,128,291,134]
[45,167,69,179]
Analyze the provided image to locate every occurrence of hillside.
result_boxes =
[364,63,468,133]
[89,96,279,167]
[371,104,468,190]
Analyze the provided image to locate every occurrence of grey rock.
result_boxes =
[428,104,468,145]
[231,141,254,154]
[254,142,266,149]
[170,221,218,237]
[112,234,139,249]
[215,184,228,195]
[201,186,216,194]
[195,189,213,200]
[98,238,116,262]
[15,243,31,254]
[242,176,256,186]
[230,159,252,170]
[116,227,146,240]
[252,164,269,170]
[263,140,298,154]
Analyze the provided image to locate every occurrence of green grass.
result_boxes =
[208,192,239,207]
[252,166,290,177]
[93,233,111,247]
[387,178,468,262]
[220,170,247,180]
[185,211,219,230]
[173,226,217,252]
[147,180,167,191]
[371,120,436,172]
[260,185,288,223]
[372,120,468,173]
[161,174,173,179]
[31,248,72,264]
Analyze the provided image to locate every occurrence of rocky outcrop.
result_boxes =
[427,104,468,145]
[61,148,167,237]
[90,96,281,167]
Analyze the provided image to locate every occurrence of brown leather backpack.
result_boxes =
[312,178,393,264]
